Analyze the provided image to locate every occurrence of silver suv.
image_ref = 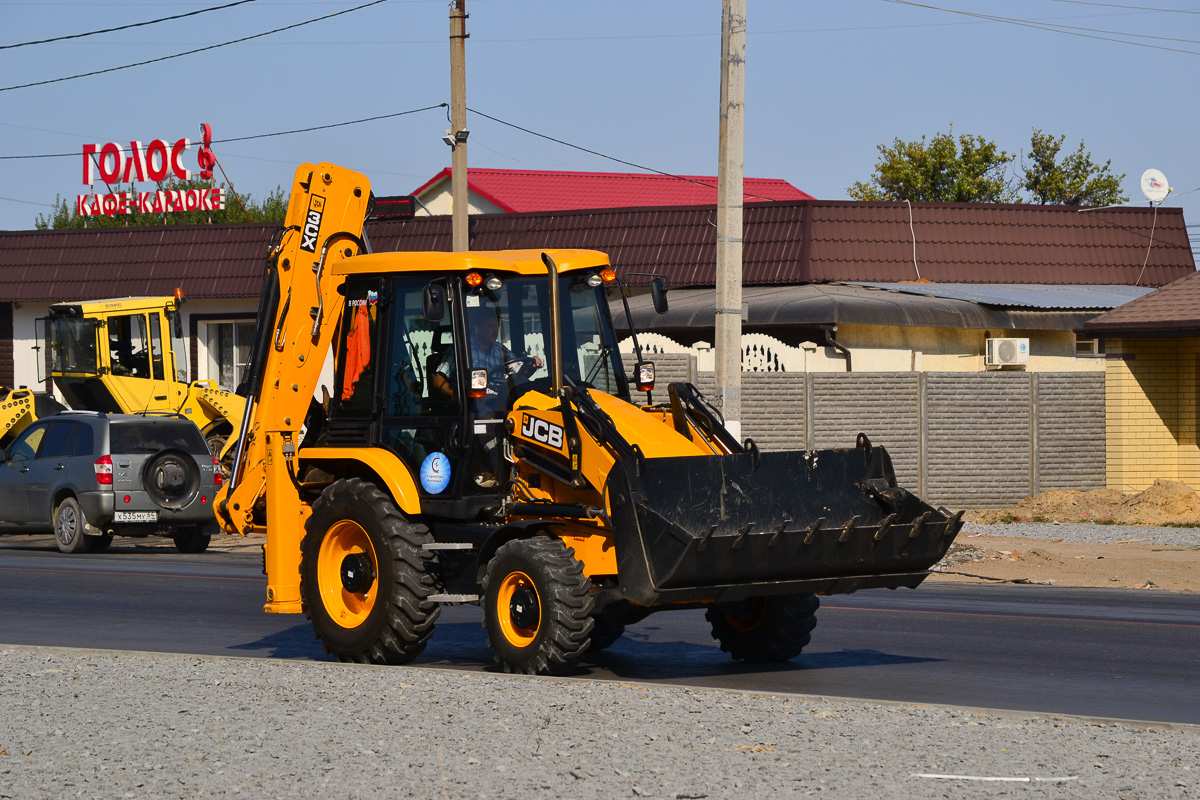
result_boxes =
[0,411,220,553]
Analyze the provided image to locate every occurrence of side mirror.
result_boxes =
[650,278,668,315]
[635,360,655,393]
[422,284,446,322]
[169,310,183,340]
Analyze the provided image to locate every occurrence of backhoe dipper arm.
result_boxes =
[215,163,372,614]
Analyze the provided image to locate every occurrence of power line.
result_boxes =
[1045,0,1200,14]
[0,103,446,160]
[466,107,788,203]
[0,0,390,93]
[883,0,1200,55]
[0,0,261,51]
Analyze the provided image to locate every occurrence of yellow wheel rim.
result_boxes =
[724,598,767,634]
[317,520,378,628]
[496,570,541,647]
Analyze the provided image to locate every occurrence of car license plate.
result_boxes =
[114,511,158,523]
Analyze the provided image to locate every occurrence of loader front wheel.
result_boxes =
[301,478,439,664]
[482,537,594,675]
[706,593,819,663]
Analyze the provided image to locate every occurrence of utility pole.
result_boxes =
[715,0,745,440]
[449,0,469,251]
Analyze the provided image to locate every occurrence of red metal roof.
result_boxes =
[0,201,1191,303]
[410,168,813,213]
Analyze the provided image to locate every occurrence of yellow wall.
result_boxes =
[1105,337,1200,492]
[834,325,1105,373]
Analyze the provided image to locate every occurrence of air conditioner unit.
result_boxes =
[985,337,1029,368]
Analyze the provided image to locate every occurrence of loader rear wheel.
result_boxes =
[587,620,625,653]
[706,593,819,663]
[301,478,439,664]
[482,537,594,675]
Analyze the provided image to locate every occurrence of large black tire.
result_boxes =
[481,537,594,675]
[143,450,201,510]
[204,428,234,476]
[587,620,625,653]
[172,526,211,554]
[53,497,90,554]
[706,593,820,663]
[85,532,114,553]
[300,478,439,664]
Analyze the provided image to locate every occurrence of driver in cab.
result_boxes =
[432,311,542,412]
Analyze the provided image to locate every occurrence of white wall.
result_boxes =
[10,297,334,404]
[414,183,506,216]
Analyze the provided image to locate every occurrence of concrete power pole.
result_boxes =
[715,0,745,440]
[450,0,469,251]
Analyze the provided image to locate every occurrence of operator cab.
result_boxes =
[329,266,628,519]
[39,299,187,413]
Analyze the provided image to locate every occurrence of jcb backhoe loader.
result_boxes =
[216,163,962,675]
[40,294,245,463]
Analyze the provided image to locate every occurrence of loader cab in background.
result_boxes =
[329,268,628,519]
[42,298,186,414]
[33,295,244,466]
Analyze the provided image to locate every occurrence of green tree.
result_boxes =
[1021,129,1127,206]
[35,178,288,229]
[848,129,1018,203]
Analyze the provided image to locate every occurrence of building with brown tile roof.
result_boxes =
[1,201,1187,301]
[1081,270,1200,493]
[1,199,1193,504]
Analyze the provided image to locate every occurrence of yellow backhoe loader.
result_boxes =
[216,163,962,675]
[39,294,245,462]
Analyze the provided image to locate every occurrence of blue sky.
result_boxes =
[2,0,1197,255]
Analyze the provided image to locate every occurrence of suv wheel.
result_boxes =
[172,525,211,554]
[53,497,89,554]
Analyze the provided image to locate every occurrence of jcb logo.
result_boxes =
[521,414,564,449]
[300,195,325,252]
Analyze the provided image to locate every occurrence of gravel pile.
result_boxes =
[1,646,1196,799]
[964,522,1200,547]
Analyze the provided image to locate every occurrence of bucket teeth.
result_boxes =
[908,511,931,539]
[943,509,964,536]
[732,522,754,550]
[803,518,825,545]
[838,515,860,543]
[873,513,898,541]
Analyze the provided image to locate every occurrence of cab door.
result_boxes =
[104,312,169,412]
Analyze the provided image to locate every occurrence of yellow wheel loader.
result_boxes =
[0,385,65,449]
[216,163,962,675]
[39,294,245,464]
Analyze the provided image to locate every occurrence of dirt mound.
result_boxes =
[966,479,1200,526]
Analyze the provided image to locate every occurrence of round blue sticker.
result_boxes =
[420,452,451,494]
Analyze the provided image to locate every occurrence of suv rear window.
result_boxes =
[110,420,209,456]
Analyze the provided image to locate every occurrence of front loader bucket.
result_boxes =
[605,442,962,606]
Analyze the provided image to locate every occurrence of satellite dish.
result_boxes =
[1141,168,1170,204]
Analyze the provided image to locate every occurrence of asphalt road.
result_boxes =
[2,537,1197,724]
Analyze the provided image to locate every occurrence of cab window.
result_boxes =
[109,314,151,378]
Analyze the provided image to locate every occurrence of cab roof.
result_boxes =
[332,248,610,277]
[49,296,176,315]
